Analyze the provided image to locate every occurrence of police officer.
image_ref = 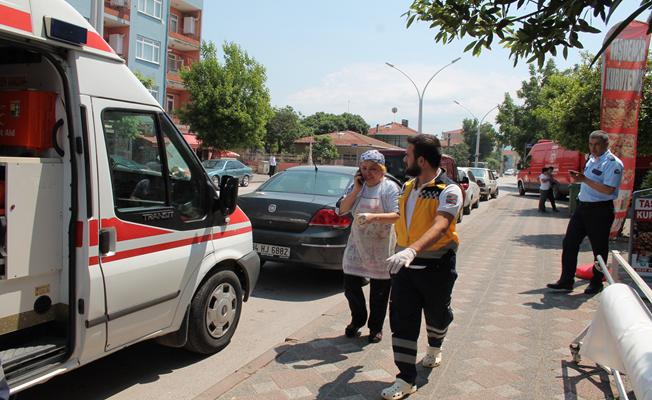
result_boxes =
[547,130,623,295]
[380,134,462,400]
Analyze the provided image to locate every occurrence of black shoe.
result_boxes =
[539,209,547,213]
[584,283,603,295]
[552,209,560,212]
[368,331,382,343]
[547,281,573,291]
[345,324,361,338]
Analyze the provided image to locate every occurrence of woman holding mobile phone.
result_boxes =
[337,150,400,343]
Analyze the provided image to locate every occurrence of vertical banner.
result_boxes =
[600,21,651,238]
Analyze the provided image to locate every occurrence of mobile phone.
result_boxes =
[356,169,365,184]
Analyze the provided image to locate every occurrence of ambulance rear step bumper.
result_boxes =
[1,338,65,381]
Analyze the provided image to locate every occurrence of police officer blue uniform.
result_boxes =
[548,132,623,294]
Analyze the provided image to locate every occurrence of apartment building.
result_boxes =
[65,0,202,138]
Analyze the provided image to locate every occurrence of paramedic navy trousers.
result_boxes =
[343,274,391,333]
[389,250,457,384]
[560,201,614,286]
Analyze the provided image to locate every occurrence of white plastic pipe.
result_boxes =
[582,283,652,400]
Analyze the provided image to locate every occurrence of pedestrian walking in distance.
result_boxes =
[547,130,623,295]
[268,154,277,177]
[380,135,462,400]
[337,150,400,343]
[538,167,558,213]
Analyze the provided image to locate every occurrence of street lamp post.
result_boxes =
[453,101,498,167]
[386,57,461,134]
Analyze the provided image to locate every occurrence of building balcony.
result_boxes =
[170,0,202,12]
[104,0,130,27]
[168,31,200,51]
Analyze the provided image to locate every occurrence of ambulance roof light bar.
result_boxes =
[43,17,87,46]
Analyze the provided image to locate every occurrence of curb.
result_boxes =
[192,299,349,400]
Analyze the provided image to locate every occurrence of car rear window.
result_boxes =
[468,168,487,178]
[259,170,352,196]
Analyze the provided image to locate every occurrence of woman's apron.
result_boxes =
[342,184,396,280]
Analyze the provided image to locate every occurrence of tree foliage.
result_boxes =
[311,135,339,162]
[302,112,370,135]
[496,61,558,158]
[265,106,309,153]
[462,118,497,163]
[133,70,155,89]
[404,0,651,67]
[444,143,471,167]
[179,41,272,150]
[498,54,652,157]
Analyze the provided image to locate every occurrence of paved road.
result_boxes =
[20,176,522,400]
[214,175,622,400]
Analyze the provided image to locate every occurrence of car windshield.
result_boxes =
[259,170,353,196]
[202,159,227,170]
[468,168,487,178]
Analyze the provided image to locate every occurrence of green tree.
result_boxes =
[303,112,369,134]
[444,143,470,167]
[538,55,601,151]
[496,62,558,158]
[311,135,339,162]
[635,59,652,155]
[179,41,272,150]
[404,0,651,67]
[462,118,496,163]
[265,106,309,153]
[133,70,155,89]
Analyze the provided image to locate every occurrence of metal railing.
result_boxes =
[569,252,652,400]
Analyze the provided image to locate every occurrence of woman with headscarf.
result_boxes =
[338,150,400,343]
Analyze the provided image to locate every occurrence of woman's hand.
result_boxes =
[356,213,374,225]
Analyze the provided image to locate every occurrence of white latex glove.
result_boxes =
[355,213,372,225]
[386,248,417,274]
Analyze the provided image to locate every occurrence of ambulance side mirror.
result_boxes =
[218,175,239,216]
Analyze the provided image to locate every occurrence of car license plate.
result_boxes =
[254,243,290,259]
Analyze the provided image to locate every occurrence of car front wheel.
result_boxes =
[518,182,525,196]
[241,175,250,187]
[185,270,243,354]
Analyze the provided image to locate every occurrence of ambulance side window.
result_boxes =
[102,110,167,211]
[158,115,206,221]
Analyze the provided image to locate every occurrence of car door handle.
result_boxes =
[99,227,117,256]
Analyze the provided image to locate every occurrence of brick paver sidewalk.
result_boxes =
[202,186,624,400]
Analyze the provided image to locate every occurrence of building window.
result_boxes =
[169,14,178,33]
[137,0,163,20]
[167,53,183,72]
[166,95,175,114]
[136,35,160,64]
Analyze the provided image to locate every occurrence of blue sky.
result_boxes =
[203,1,643,136]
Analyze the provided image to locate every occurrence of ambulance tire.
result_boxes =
[186,270,243,354]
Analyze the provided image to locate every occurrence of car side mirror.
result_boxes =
[218,175,239,216]
[461,176,469,184]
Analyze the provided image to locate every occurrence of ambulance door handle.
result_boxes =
[99,227,116,256]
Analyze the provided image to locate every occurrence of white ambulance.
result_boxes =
[0,0,260,394]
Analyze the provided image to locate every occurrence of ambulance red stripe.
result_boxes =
[88,226,252,265]
[85,31,115,53]
[0,5,32,33]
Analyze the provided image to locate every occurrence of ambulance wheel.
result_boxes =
[518,182,525,196]
[186,270,243,354]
